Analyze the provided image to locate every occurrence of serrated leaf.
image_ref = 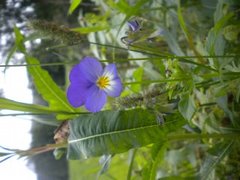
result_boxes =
[68,0,82,15]
[67,109,185,160]
[25,56,79,120]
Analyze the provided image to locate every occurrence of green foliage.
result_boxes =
[178,94,196,121]
[1,0,240,179]
[68,0,82,15]
[68,109,185,159]
[4,27,25,70]
[0,97,56,114]
[130,67,143,92]
[198,141,234,179]
[25,56,80,120]
[13,26,26,53]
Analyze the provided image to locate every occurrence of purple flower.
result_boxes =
[67,57,123,112]
[127,20,141,32]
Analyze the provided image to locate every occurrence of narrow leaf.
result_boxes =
[149,143,168,180]
[0,97,54,114]
[68,0,82,15]
[25,56,79,119]
[4,45,17,72]
[71,25,109,34]
[68,109,185,159]
[13,26,26,53]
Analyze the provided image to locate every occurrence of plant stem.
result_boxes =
[0,62,74,68]
[123,78,188,85]
[167,133,240,141]
[17,143,67,157]
[127,149,137,180]
[199,102,217,107]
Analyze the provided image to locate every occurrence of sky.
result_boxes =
[0,66,37,180]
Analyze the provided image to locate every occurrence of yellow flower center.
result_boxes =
[97,76,110,89]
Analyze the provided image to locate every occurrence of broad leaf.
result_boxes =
[67,109,185,160]
[25,56,79,119]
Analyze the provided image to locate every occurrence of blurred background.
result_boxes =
[0,0,89,179]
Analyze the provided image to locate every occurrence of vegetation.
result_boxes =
[1,0,240,179]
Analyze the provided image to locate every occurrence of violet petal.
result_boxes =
[85,85,107,112]
[69,64,89,84]
[79,56,103,82]
[67,83,88,107]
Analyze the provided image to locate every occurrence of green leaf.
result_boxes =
[178,94,196,121]
[4,27,25,71]
[71,25,109,34]
[67,109,185,160]
[0,97,55,114]
[163,29,185,56]
[177,2,190,41]
[149,143,168,180]
[68,0,82,15]
[4,45,17,72]
[205,12,233,56]
[198,141,234,180]
[13,26,26,53]
[25,56,79,120]
[131,67,143,93]
[69,153,129,180]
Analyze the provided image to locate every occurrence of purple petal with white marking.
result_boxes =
[85,85,107,112]
[102,64,119,80]
[104,78,123,97]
